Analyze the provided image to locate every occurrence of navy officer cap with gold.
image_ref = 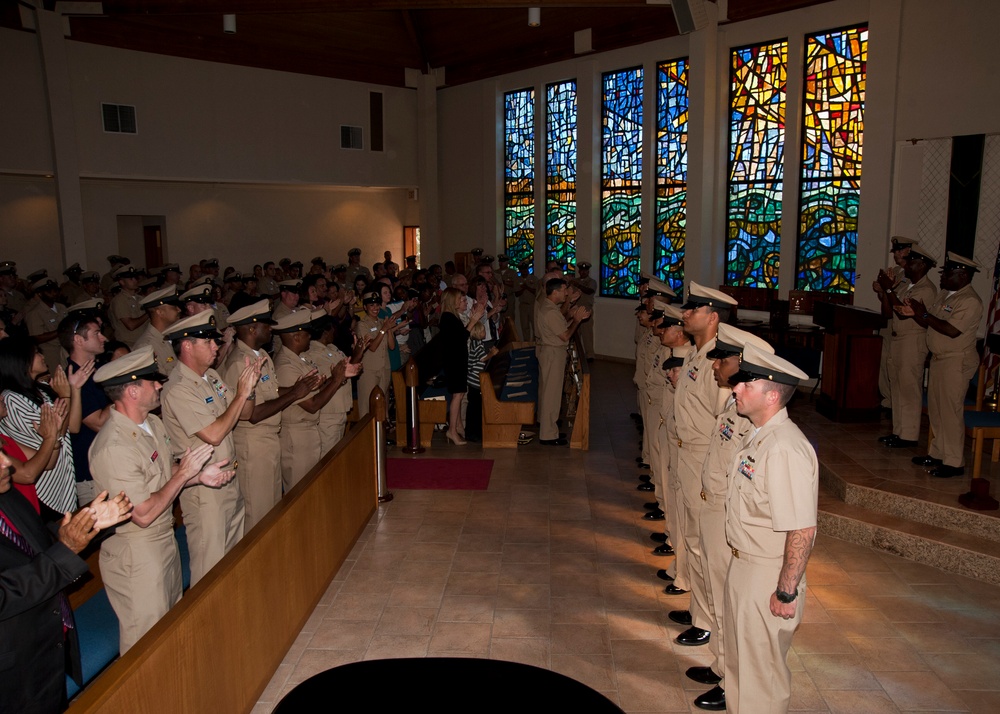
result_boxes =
[180,284,213,304]
[67,298,104,318]
[943,251,980,273]
[94,345,168,387]
[228,299,276,327]
[659,304,684,328]
[681,281,738,310]
[140,286,181,310]
[707,323,774,360]
[904,243,936,267]
[730,343,809,387]
[164,310,223,342]
[890,236,913,252]
[272,309,316,334]
[646,277,676,300]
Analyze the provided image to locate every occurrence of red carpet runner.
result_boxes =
[386,458,493,490]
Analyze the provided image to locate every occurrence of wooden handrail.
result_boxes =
[68,415,379,714]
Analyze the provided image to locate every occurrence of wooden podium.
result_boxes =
[813,302,887,422]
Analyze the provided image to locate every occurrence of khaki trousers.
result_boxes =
[234,426,282,530]
[537,345,566,440]
[677,444,711,631]
[179,480,245,586]
[724,555,804,714]
[889,334,928,441]
[280,422,322,492]
[699,496,732,678]
[928,351,978,467]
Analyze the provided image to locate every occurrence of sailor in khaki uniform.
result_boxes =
[132,286,183,376]
[668,283,737,649]
[90,347,233,652]
[305,310,357,452]
[636,281,675,466]
[275,310,358,490]
[60,263,87,306]
[108,265,148,347]
[877,236,913,409]
[904,252,984,478]
[688,325,774,712]
[160,311,259,585]
[572,262,598,360]
[354,291,394,418]
[535,278,591,445]
[225,301,322,528]
[345,248,372,287]
[25,277,67,374]
[873,244,937,447]
[722,345,816,714]
[657,340,693,591]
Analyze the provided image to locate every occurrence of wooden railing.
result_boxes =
[67,407,380,713]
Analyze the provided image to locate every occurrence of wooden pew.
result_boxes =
[392,359,448,448]
[67,412,379,714]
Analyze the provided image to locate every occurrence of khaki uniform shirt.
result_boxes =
[891,275,937,339]
[701,396,752,501]
[535,299,569,347]
[306,341,353,414]
[160,361,237,465]
[274,346,321,426]
[926,283,982,358]
[224,340,281,430]
[355,315,391,373]
[575,277,597,308]
[110,290,145,346]
[132,324,178,375]
[25,300,67,371]
[673,338,729,449]
[725,408,818,559]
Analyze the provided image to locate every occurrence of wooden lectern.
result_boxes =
[813,302,887,422]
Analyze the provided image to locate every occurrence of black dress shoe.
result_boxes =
[668,610,692,625]
[656,569,674,582]
[686,666,722,685]
[930,465,965,478]
[877,434,897,444]
[664,584,688,595]
[630,412,642,422]
[650,532,668,543]
[676,626,711,646]
[651,543,675,556]
[694,685,726,711]
[637,482,654,492]
[912,455,943,467]
[540,438,568,446]
[635,455,645,463]
[643,501,660,510]
[642,509,665,521]
[638,473,652,483]
[886,437,919,448]
[638,462,650,469]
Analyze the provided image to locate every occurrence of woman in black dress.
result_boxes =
[414,287,485,445]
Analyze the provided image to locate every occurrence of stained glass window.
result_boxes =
[601,67,643,298]
[726,40,787,288]
[656,58,689,295]
[546,80,577,268]
[504,89,535,270]
[796,26,867,293]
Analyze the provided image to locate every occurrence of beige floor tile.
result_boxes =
[875,671,971,711]
[437,595,496,623]
[550,622,612,655]
[820,689,901,713]
[427,621,492,655]
[308,619,376,650]
[923,653,1000,691]
[549,654,617,692]
[492,608,551,638]
[363,634,429,659]
[374,607,437,636]
[799,653,883,690]
[848,637,931,671]
[489,637,551,667]
[615,671,691,712]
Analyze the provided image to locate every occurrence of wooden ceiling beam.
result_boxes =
[99,0,655,16]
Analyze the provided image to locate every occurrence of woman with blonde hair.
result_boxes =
[414,287,484,445]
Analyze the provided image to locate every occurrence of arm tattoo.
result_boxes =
[777,526,816,594]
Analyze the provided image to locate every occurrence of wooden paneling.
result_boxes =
[67,416,378,714]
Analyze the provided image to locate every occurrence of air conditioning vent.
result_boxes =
[102,103,137,134]
[341,125,363,150]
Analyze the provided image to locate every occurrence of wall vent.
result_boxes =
[341,125,363,150]
[102,103,137,134]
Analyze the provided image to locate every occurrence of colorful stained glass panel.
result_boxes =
[504,88,535,269]
[655,59,688,294]
[601,68,643,298]
[796,26,867,293]
[726,41,787,289]
[546,81,577,267]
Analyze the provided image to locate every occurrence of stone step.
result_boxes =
[820,461,1000,544]
[818,486,1000,586]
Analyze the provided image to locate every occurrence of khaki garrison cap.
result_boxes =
[180,284,214,304]
[140,286,181,310]
[67,298,105,317]
[681,282,738,310]
[272,309,315,334]
[943,251,981,273]
[889,236,913,252]
[228,300,276,327]
[164,310,223,342]
[663,343,694,370]
[647,277,676,299]
[730,343,809,386]
[94,346,168,387]
[707,323,775,360]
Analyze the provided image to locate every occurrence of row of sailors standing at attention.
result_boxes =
[632,275,818,714]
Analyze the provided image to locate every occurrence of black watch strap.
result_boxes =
[775,588,797,603]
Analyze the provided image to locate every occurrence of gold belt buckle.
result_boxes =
[731,547,740,558]
[677,439,683,448]
[700,491,706,501]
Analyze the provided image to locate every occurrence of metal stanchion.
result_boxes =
[370,386,393,503]
[403,358,425,454]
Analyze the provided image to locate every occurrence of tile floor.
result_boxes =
[254,361,1000,713]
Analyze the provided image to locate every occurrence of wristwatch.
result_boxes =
[775,588,797,603]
